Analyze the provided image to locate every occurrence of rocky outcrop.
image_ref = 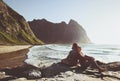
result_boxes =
[28,19,91,44]
[0,0,43,45]
[1,62,120,81]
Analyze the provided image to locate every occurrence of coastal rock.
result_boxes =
[0,0,43,45]
[103,62,120,71]
[41,61,120,79]
[1,62,120,81]
[28,19,91,44]
[0,64,41,80]
[23,69,41,79]
[41,63,71,77]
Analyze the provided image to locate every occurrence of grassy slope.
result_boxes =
[0,0,44,45]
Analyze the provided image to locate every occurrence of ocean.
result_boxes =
[25,44,120,67]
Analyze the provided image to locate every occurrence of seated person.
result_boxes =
[61,43,80,66]
[61,43,105,72]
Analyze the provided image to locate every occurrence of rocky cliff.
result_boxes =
[28,19,91,44]
[0,0,43,45]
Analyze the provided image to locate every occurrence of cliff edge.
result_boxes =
[28,19,91,44]
[0,0,43,45]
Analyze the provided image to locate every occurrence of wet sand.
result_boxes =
[0,45,31,69]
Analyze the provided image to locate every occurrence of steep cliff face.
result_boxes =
[0,0,43,45]
[28,19,91,44]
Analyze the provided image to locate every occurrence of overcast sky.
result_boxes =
[4,0,120,44]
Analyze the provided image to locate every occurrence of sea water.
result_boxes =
[25,44,120,67]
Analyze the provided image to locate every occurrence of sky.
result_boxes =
[4,0,120,45]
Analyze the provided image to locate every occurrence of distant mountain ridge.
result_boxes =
[28,19,91,44]
[0,0,43,45]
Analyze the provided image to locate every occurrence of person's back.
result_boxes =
[61,43,80,66]
[66,49,79,66]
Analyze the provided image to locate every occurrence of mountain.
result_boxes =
[0,0,43,45]
[28,19,91,44]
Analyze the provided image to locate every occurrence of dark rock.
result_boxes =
[28,19,91,44]
[41,61,120,77]
[1,61,120,80]
[0,64,41,79]
[103,62,120,71]
[23,69,41,79]
[41,63,71,77]
[0,76,17,81]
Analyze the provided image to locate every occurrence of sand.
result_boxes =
[0,45,120,81]
[0,45,31,54]
[0,45,32,69]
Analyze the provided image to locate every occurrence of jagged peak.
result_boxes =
[31,19,47,22]
[68,19,86,34]
[30,19,53,24]
[68,19,78,25]
[29,19,67,25]
[29,18,91,44]
[60,21,66,25]
[68,19,83,28]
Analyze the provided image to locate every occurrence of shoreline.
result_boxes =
[0,45,32,69]
[0,45,120,81]
[0,45,32,54]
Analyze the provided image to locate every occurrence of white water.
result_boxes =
[25,44,120,67]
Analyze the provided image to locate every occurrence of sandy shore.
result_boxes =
[0,45,120,81]
[0,45,32,69]
[0,45,31,54]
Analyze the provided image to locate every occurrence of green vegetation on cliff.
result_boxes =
[0,0,43,45]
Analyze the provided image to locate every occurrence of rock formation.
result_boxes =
[28,19,91,44]
[1,61,120,81]
[0,0,43,45]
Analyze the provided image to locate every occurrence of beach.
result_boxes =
[0,45,31,54]
[0,45,120,81]
[0,45,31,69]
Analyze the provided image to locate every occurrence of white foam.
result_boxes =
[25,44,120,66]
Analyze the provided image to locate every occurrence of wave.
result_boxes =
[44,44,71,52]
[25,44,120,67]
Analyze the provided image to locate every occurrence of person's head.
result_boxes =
[72,43,82,52]
[77,46,82,52]
[72,43,78,49]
